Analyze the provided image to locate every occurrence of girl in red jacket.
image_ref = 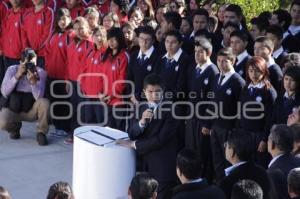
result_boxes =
[81,26,108,125]
[21,0,54,67]
[1,0,24,69]
[101,27,128,131]
[44,8,73,136]
[65,16,93,144]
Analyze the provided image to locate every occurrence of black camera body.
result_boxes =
[21,48,39,80]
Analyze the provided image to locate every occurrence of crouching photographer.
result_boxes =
[0,48,49,146]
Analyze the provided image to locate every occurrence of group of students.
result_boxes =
[1,0,300,198]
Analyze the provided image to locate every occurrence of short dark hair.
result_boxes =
[250,17,269,32]
[266,25,284,40]
[291,0,300,10]
[138,25,156,40]
[273,9,291,31]
[176,149,202,180]
[255,36,274,51]
[284,66,300,90]
[46,181,73,199]
[227,129,254,162]
[225,4,243,17]
[194,29,214,41]
[230,30,249,42]
[290,123,300,142]
[21,48,37,62]
[217,47,236,63]
[163,11,182,30]
[269,124,294,153]
[195,37,212,53]
[288,168,300,196]
[192,8,209,21]
[231,180,263,199]
[223,21,240,31]
[129,172,158,199]
[143,74,164,89]
[165,29,182,43]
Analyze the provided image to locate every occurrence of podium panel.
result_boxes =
[73,126,136,199]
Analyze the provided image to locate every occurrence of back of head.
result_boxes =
[269,124,294,153]
[231,180,263,199]
[288,168,300,197]
[47,181,73,199]
[176,149,202,180]
[163,11,182,30]
[0,187,11,199]
[129,173,158,199]
[227,129,254,162]
[225,4,243,18]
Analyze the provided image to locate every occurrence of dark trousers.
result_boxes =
[210,124,231,182]
[107,105,126,131]
[83,99,107,125]
[69,81,84,133]
[185,118,214,182]
[45,77,71,132]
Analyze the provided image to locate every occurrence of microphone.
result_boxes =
[144,105,154,126]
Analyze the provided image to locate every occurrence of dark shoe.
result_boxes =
[9,131,20,139]
[37,133,48,146]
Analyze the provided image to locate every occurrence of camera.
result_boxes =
[21,48,39,80]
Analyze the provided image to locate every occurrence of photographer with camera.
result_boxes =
[0,48,49,146]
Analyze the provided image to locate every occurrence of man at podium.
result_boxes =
[118,74,180,199]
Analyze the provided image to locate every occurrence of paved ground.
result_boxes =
[0,122,73,199]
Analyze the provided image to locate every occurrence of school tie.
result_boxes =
[165,58,173,69]
[139,54,146,66]
[218,75,225,86]
[195,67,202,78]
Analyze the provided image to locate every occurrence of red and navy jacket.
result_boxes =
[69,5,85,20]
[102,50,128,105]
[81,46,107,97]
[1,7,25,59]
[66,37,94,82]
[23,0,63,12]
[21,5,54,56]
[44,30,75,79]
[88,0,110,16]
[0,0,8,51]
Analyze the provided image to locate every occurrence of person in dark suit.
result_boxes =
[288,168,300,199]
[203,47,246,181]
[267,124,300,179]
[254,36,283,93]
[171,149,226,199]
[118,74,180,199]
[266,25,288,69]
[219,130,274,199]
[185,38,219,182]
[189,9,209,41]
[231,180,264,199]
[127,26,159,103]
[230,30,252,79]
[128,173,158,199]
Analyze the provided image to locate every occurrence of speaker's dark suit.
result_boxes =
[128,102,179,199]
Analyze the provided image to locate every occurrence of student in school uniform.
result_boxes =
[282,0,300,53]
[273,66,300,125]
[230,30,251,79]
[220,22,239,49]
[236,56,277,168]
[203,47,245,182]
[88,0,110,16]
[65,17,94,144]
[127,25,158,104]
[189,8,209,42]
[101,27,128,131]
[254,36,283,93]
[21,0,54,67]
[185,38,219,182]
[44,8,73,137]
[80,26,108,125]
[66,0,85,20]
[1,0,25,70]
[84,6,100,32]
[266,25,288,69]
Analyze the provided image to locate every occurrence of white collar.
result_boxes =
[236,50,249,65]
[196,59,212,74]
[283,25,300,39]
[219,68,235,85]
[163,48,183,62]
[190,31,195,39]
[225,161,246,176]
[272,46,284,59]
[239,23,243,30]
[186,178,203,184]
[221,40,226,47]
[248,82,265,89]
[138,46,154,59]
[268,153,285,168]
[267,57,276,68]
[284,92,296,99]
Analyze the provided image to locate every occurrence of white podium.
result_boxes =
[73,126,136,199]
